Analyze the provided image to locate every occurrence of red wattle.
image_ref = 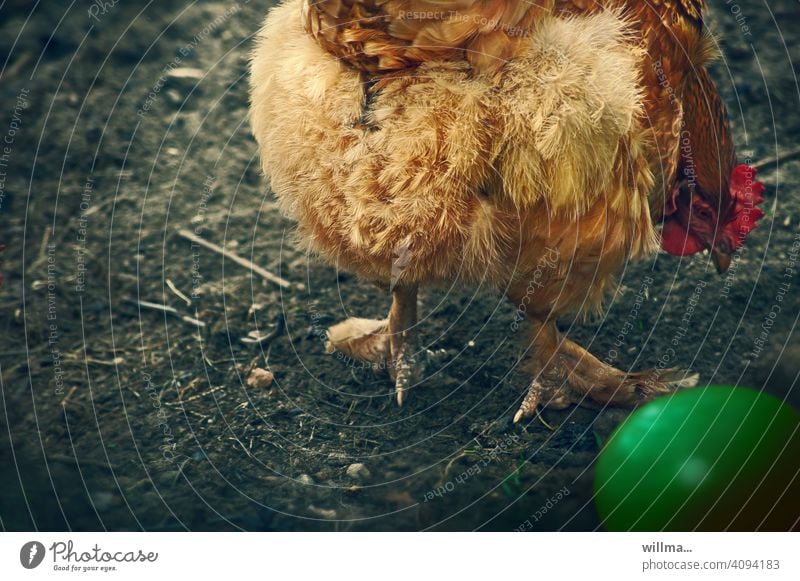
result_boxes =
[661,218,705,256]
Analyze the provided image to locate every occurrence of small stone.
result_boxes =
[247,368,274,389]
[297,474,314,485]
[345,462,371,480]
[314,468,332,480]
[307,505,337,519]
[166,89,183,105]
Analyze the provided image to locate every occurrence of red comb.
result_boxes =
[727,164,766,247]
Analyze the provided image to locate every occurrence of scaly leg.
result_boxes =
[514,320,697,423]
[325,285,420,405]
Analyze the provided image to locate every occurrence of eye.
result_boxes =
[691,199,714,222]
[695,207,712,220]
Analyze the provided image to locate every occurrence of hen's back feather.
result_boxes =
[304,0,555,73]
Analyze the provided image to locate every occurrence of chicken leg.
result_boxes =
[514,319,697,423]
[325,285,420,405]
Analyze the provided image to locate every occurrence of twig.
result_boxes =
[535,408,556,431]
[61,386,78,407]
[131,299,206,327]
[29,228,52,273]
[344,399,358,422]
[178,377,202,401]
[438,450,477,487]
[240,313,286,346]
[68,357,124,367]
[167,384,225,405]
[752,146,800,173]
[173,459,191,484]
[166,278,192,307]
[176,228,291,289]
[0,53,31,81]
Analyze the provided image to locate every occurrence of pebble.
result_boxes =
[345,462,371,480]
[307,505,337,519]
[247,368,274,389]
[166,89,183,106]
[297,474,314,485]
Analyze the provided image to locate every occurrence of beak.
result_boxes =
[711,247,732,274]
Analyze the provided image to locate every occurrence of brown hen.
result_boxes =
[249,0,764,420]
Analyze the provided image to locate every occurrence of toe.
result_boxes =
[325,318,389,364]
[514,380,543,423]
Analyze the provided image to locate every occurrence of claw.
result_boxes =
[390,335,417,407]
[514,379,543,423]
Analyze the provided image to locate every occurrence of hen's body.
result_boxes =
[250,0,712,416]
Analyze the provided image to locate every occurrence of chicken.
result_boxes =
[249,0,765,420]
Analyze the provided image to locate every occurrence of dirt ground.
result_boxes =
[1,0,798,531]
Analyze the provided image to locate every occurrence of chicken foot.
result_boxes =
[325,285,420,406]
[514,320,698,423]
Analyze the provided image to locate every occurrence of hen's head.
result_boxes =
[662,164,766,273]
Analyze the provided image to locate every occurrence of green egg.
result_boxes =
[594,386,800,531]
